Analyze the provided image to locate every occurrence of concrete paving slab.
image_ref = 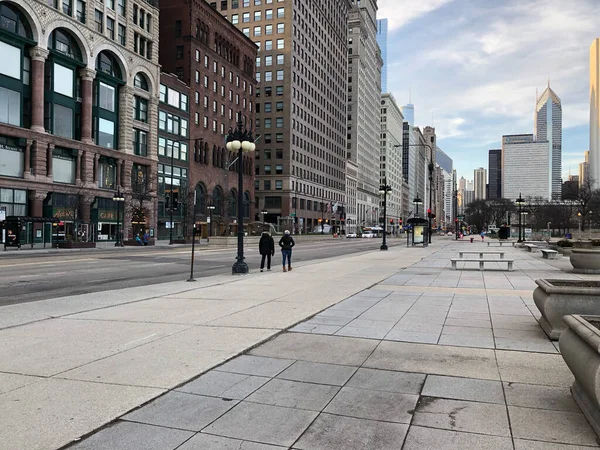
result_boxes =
[289,323,341,334]
[441,326,493,337]
[412,397,511,437]
[504,382,580,412]
[438,334,496,349]
[393,322,444,334]
[0,372,40,395]
[324,386,418,423]
[294,413,409,450]
[0,318,190,377]
[217,355,295,377]
[422,375,505,404]
[0,378,164,450]
[365,341,500,380]
[403,426,514,450]
[68,421,194,450]
[444,317,492,328]
[346,368,425,395]
[514,439,600,449]
[384,330,440,344]
[122,391,238,431]
[203,401,318,447]
[496,350,573,387]
[335,325,389,339]
[246,378,340,411]
[178,434,284,450]
[176,371,269,400]
[306,315,353,326]
[509,406,599,446]
[250,333,379,366]
[277,361,357,386]
[495,338,558,353]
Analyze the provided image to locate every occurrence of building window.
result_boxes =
[118,24,126,45]
[277,38,284,49]
[106,17,115,39]
[242,12,250,22]
[275,180,282,190]
[132,129,147,156]
[133,96,148,122]
[231,14,239,24]
[97,158,117,189]
[265,40,273,50]
[94,52,122,149]
[277,7,284,17]
[265,9,273,19]
[52,148,77,184]
[276,117,283,128]
[94,9,103,32]
[276,54,284,65]
[76,0,86,23]
[265,24,272,35]
[0,137,25,178]
[176,46,184,59]
[276,70,283,80]
[118,0,125,16]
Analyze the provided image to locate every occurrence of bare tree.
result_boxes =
[128,169,157,238]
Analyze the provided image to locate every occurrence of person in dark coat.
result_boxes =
[259,231,275,272]
[278,230,295,272]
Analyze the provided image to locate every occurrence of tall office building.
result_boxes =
[0,0,161,245]
[401,104,415,126]
[579,150,590,188]
[380,93,404,225]
[488,149,502,199]
[159,0,257,238]
[347,0,383,227]
[591,39,600,188]
[376,18,388,93]
[436,147,453,175]
[534,83,562,200]
[226,0,351,232]
[502,134,551,200]
[474,168,487,200]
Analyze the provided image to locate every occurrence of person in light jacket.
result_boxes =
[278,230,295,272]
[259,231,275,272]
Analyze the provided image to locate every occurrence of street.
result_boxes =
[0,238,399,306]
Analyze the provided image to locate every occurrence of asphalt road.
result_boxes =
[0,238,400,306]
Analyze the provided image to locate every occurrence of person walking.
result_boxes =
[480,230,485,242]
[259,231,275,272]
[279,230,295,272]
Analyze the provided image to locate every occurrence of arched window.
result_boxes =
[0,3,34,128]
[196,183,206,216]
[134,73,149,91]
[229,189,237,216]
[212,145,217,167]
[244,192,251,218]
[212,186,223,216]
[44,29,84,139]
[94,51,124,149]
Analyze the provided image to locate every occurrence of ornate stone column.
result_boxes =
[24,139,32,178]
[47,143,54,178]
[79,68,96,144]
[118,86,134,154]
[93,153,100,183]
[76,150,82,183]
[29,47,49,133]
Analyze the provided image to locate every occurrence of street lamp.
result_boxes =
[516,193,525,242]
[578,212,582,234]
[112,188,125,247]
[379,180,392,251]
[226,113,255,275]
[261,208,268,232]
[207,203,215,243]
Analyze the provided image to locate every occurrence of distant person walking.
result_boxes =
[259,231,275,272]
[480,231,485,242]
[279,230,295,272]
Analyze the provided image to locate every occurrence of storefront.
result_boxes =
[91,197,118,241]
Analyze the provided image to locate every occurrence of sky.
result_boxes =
[379,0,600,182]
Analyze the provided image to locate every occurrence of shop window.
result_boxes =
[0,187,27,216]
[52,148,76,184]
[97,158,116,189]
[0,137,25,178]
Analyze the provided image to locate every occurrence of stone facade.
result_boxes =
[0,0,161,243]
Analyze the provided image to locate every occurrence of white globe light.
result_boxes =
[226,142,232,151]
[241,141,252,152]
[249,143,256,152]
[232,140,242,151]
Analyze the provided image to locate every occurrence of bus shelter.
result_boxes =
[2,216,59,250]
[406,217,429,247]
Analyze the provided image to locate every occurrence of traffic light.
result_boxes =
[390,219,394,224]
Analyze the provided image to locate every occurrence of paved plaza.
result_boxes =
[64,240,599,450]
[1,238,599,449]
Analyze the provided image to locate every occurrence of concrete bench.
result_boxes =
[487,241,516,247]
[540,249,559,260]
[451,258,514,271]
[525,244,538,252]
[458,251,505,259]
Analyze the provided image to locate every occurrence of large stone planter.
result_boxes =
[571,249,600,274]
[558,247,573,256]
[533,279,600,340]
[560,314,600,439]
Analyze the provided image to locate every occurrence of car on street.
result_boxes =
[361,231,376,238]
[346,233,357,238]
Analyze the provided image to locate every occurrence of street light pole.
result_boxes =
[207,203,215,243]
[169,145,175,245]
[516,193,525,243]
[261,208,267,232]
[226,113,255,275]
[113,188,124,247]
[379,180,392,251]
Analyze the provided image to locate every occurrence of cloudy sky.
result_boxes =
[380,0,600,181]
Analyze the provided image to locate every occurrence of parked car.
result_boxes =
[346,233,357,238]
[362,231,376,238]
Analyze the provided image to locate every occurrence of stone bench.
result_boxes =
[458,251,505,259]
[540,249,559,260]
[451,258,514,271]
[525,244,538,252]
[487,241,516,247]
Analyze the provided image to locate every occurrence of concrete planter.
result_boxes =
[571,249,600,274]
[560,314,600,439]
[533,279,600,340]
[558,247,573,256]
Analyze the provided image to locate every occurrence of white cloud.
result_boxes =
[378,0,455,31]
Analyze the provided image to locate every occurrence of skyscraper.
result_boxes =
[591,39,600,188]
[579,150,590,188]
[401,104,415,127]
[488,149,502,199]
[535,83,562,200]
[474,168,487,200]
[380,93,404,224]
[376,18,388,93]
[502,134,551,200]
[347,0,383,227]
[227,0,351,232]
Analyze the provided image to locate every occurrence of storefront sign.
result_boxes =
[98,210,117,220]
[0,142,21,152]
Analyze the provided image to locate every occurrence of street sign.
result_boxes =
[290,213,296,217]
[207,217,211,223]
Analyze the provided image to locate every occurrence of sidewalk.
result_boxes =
[62,239,600,450]
[0,241,433,450]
